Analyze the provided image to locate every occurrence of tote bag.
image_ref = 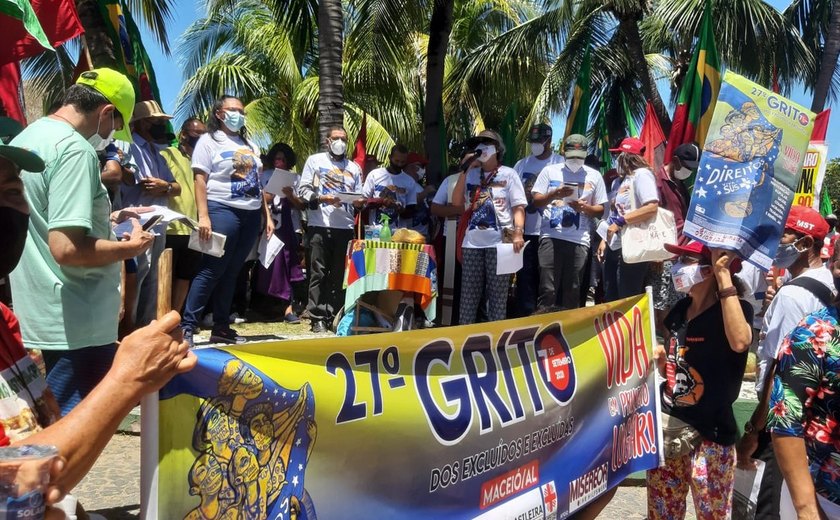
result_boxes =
[620,171,677,263]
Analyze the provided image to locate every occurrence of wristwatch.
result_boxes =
[166,182,173,194]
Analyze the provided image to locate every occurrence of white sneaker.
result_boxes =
[230,312,246,324]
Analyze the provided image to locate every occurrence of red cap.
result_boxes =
[785,205,829,241]
[609,137,646,155]
[664,239,742,274]
[407,152,428,166]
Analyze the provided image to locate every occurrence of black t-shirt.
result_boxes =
[661,297,753,446]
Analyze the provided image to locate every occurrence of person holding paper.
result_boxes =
[256,142,305,324]
[362,144,418,230]
[298,127,365,333]
[452,130,526,325]
[161,118,207,314]
[531,133,606,311]
[512,123,563,317]
[597,137,661,301]
[181,96,273,346]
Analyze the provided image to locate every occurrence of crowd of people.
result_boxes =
[1,66,840,518]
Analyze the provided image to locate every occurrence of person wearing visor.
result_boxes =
[8,68,155,415]
[452,130,527,324]
[648,240,753,520]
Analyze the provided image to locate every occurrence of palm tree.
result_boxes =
[317,0,345,139]
[787,0,840,112]
[424,0,454,182]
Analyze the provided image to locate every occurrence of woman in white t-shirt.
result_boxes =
[182,96,273,345]
[598,138,661,301]
[452,130,527,324]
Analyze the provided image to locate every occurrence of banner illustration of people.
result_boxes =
[150,293,662,519]
[684,71,815,269]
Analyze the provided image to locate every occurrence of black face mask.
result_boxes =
[186,135,200,148]
[149,122,168,141]
[0,207,29,278]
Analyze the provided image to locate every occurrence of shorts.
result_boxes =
[649,259,681,311]
[166,234,203,281]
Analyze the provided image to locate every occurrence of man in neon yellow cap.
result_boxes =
[8,68,154,415]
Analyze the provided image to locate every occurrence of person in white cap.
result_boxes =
[118,100,181,330]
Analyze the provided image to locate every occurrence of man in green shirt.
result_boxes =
[161,117,207,313]
[9,69,154,415]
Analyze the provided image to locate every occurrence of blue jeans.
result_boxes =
[604,247,650,301]
[182,201,261,331]
[43,344,117,415]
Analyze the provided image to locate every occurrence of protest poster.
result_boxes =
[793,142,828,210]
[684,71,815,269]
[144,293,662,520]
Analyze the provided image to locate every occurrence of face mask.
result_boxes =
[565,158,584,172]
[88,110,115,152]
[149,122,168,141]
[674,167,693,181]
[223,110,245,133]
[329,138,347,156]
[186,135,201,148]
[476,144,496,163]
[0,207,29,278]
[530,142,545,156]
[388,163,404,173]
[416,167,426,179]
[773,240,805,268]
[671,262,713,293]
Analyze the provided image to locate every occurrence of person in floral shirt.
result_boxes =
[768,245,840,519]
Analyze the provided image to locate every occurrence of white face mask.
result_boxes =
[329,138,347,156]
[476,144,496,163]
[565,158,584,172]
[88,110,115,152]
[670,262,713,293]
[223,110,245,132]
[674,167,693,180]
[530,142,545,156]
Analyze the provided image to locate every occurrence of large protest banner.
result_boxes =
[684,71,815,269]
[144,294,662,520]
[793,142,829,210]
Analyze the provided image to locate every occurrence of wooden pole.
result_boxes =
[155,248,173,319]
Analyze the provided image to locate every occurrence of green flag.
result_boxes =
[597,99,612,175]
[821,186,834,217]
[564,44,591,138]
[621,92,638,137]
[500,102,518,167]
[0,0,52,51]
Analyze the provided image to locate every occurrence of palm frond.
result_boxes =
[123,0,177,55]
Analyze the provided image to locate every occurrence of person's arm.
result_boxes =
[48,221,152,267]
[452,172,467,208]
[511,205,525,253]
[281,186,306,210]
[531,168,573,208]
[711,249,753,352]
[18,311,197,493]
[140,177,181,197]
[774,435,823,520]
[430,203,463,218]
[194,169,212,241]
[99,160,122,188]
[262,190,274,239]
[623,200,659,223]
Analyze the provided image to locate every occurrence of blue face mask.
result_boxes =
[773,239,805,268]
[223,110,245,132]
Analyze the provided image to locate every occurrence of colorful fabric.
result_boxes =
[343,240,438,320]
[768,305,840,506]
[647,440,735,520]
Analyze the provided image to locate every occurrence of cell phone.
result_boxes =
[142,215,164,231]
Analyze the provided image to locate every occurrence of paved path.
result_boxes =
[75,435,692,519]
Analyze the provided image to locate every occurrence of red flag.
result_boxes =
[354,112,367,176]
[772,65,780,94]
[640,101,666,172]
[812,109,831,141]
[0,0,84,67]
[0,61,25,124]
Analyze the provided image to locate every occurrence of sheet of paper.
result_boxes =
[188,230,227,258]
[733,460,765,520]
[335,191,363,204]
[264,169,297,197]
[258,234,285,269]
[495,241,529,275]
[596,220,622,251]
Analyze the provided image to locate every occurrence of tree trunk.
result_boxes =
[74,0,118,69]
[811,3,840,113]
[423,0,454,185]
[618,16,671,135]
[317,0,345,141]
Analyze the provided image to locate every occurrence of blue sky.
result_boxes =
[138,0,839,158]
